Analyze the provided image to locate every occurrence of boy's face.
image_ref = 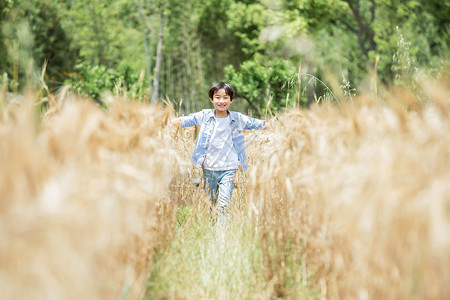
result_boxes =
[210,88,232,113]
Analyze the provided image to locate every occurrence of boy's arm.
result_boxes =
[170,118,182,127]
[240,114,266,130]
[174,111,204,128]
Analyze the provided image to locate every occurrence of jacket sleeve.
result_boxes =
[179,110,205,128]
[239,113,265,130]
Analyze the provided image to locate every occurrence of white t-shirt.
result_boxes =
[203,115,239,171]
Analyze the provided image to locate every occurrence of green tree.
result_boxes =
[2,0,447,110]
[0,0,15,77]
[30,0,80,85]
[153,0,211,110]
[65,63,141,102]
[1,0,80,90]
[225,57,297,115]
[285,0,448,85]
[195,0,235,79]
[65,0,145,70]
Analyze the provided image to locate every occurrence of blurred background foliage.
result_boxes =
[1,0,448,114]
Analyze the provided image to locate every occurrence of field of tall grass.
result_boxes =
[1,75,449,299]
[0,90,179,299]
[244,82,450,299]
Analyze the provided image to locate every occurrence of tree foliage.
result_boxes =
[65,63,142,102]
[288,0,449,84]
[1,0,448,111]
[225,57,297,116]
[1,0,80,90]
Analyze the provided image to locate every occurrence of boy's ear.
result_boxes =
[210,98,213,103]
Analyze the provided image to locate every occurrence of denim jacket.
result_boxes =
[179,109,265,171]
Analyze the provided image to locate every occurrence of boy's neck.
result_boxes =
[214,110,228,118]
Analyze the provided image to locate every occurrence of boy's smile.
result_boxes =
[211,88,232,118]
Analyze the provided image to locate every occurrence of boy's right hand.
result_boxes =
[170,118,182,127]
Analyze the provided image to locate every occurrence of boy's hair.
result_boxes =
[208,82,235,100]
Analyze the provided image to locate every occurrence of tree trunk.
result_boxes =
[151,8,164,104]
[242,95,262,117]
[342,0,376,59]
[138,2,152,93]
[181,26,193,113]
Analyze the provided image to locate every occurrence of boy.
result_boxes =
[172,82,268,214]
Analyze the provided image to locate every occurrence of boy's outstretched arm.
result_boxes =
[170,117,182,127]
[173,111,204,128]
[241,114,267,130]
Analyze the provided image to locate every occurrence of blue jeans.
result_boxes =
[203,169,237,214]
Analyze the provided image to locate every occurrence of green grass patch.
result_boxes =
[145,203,265,299]
[144,188,318,299]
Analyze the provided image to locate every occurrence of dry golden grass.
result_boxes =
[0,92,179,299]
[245,80,450,299]
[1,77,449,299]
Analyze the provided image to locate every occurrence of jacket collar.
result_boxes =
[208,109,237,122]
